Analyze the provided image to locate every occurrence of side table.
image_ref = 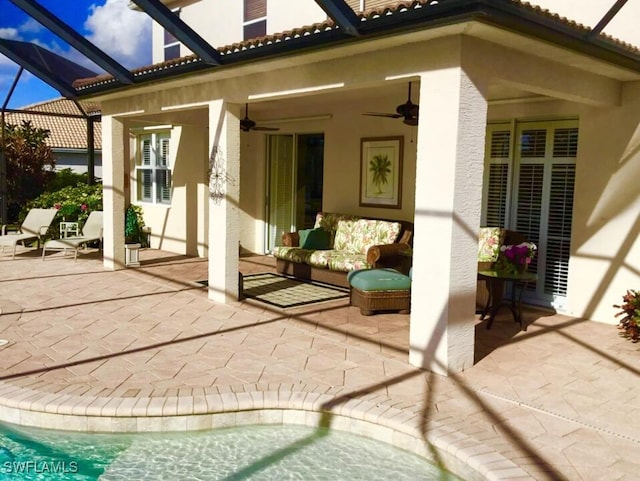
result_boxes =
[60,221,79,238]
[478,270,538,331]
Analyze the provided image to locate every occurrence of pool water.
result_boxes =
[0,422,464,480]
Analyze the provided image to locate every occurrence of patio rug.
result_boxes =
[240,273,350,309]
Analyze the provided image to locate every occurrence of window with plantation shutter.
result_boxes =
[482,120,578,310]
[136,132,172,205]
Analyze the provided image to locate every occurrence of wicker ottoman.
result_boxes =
[347,268,411,316]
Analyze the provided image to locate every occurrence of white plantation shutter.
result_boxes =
[482,126,512,227]
[485,164,509,226]
[544,127,578,297]
[514,163,544,274]
[545,163,575,296]
[138,170,152,202]
[158,137,170,167]
[156,170,172,204]
[141,137,152,166]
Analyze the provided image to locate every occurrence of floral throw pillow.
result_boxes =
[478,227,505,262]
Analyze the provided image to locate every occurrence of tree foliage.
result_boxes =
[3,120,56,221]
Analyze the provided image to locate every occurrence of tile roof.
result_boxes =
[73,0,640,94]
[3,98,102,151]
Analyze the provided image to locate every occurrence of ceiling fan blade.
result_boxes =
[363,112,403,119]
[251,126,280,131]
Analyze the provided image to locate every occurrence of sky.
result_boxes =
[0,0,151,109]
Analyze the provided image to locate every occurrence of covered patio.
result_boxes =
[0,249,638,479]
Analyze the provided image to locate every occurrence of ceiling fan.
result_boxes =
[240,103,280,132]
[363,82,419,126]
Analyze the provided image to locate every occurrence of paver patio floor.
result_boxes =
[0,247,638,480]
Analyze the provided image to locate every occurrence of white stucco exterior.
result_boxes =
[96,1,640,374]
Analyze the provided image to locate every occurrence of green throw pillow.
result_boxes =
[299,228,330,250]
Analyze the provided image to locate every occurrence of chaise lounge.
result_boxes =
[42,211,103,261]
[0,208,58,259]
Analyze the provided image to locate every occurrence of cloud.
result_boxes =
[19,18,44,35]
[84,0,152,69]
[0,27,21,40]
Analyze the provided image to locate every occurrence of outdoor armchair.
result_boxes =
[42,211,103,261]
[0,208,57,259]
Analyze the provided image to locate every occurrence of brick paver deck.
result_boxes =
[0,247,638,480]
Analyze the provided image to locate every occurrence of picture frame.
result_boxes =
[359,136,403,209]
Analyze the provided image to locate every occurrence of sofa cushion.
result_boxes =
[272,246,314,264]
[298,228,331,250]
[314,212,360,247]
[334,218,401,255]
[333,220,360,252]
[307,249,369,271]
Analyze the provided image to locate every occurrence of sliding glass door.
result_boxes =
[265,133,324,252]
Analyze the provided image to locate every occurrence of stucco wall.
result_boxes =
[237,103,417,255]
[137,125,208,256]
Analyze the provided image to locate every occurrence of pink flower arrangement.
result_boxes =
[54,203,61,210]
[81,204,88,212]
[496,242,536,274]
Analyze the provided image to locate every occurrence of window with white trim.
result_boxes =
[136,132,172,205]
[482,120,578,310]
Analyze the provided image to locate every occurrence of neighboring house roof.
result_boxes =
[73,0,640,96]
[3,98,102,151]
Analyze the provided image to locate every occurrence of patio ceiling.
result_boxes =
[1,0,639,103]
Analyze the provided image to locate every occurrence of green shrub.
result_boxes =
[46,169,92,193]
[25,183,103,238]
[125,204,147,245]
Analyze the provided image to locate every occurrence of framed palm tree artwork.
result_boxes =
[359,136,403,208]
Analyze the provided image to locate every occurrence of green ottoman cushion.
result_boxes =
[347,268,411,291]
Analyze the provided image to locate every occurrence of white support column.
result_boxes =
[207,100,241,303]
[409,63,488,375]
[102,115,126,270]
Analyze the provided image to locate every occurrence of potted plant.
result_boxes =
[614,289,640,342]
[124,205,145,267]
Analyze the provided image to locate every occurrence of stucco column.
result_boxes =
[207,100,240,303]
[101,115,126,269]
[409,65,488,374]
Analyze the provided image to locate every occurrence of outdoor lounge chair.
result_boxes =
[0,208,58,259]
[42,211,103,261]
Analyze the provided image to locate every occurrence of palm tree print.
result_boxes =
[369,154,391,195]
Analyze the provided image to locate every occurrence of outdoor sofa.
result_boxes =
[273,212,413,288]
